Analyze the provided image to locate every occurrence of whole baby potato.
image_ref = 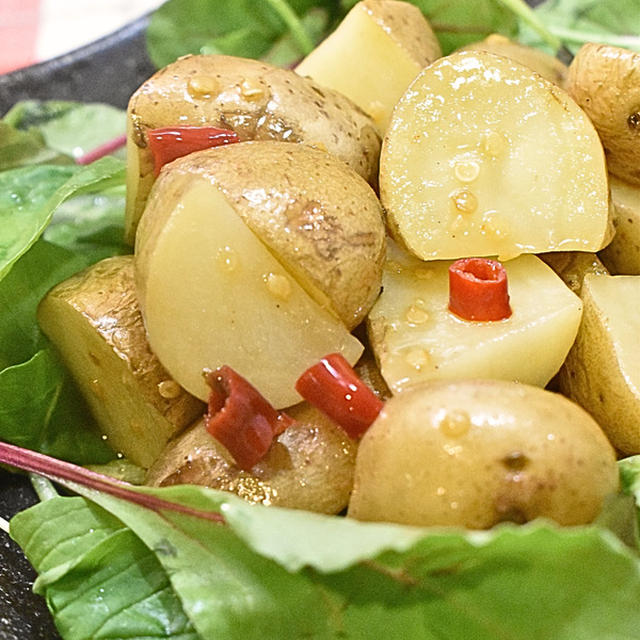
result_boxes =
[146,403,357,515]
[348,380,619,529]
[126,53,381,242]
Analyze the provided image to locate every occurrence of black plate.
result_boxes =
[0,14,155,640]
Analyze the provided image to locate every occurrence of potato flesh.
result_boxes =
[380,51,610,261]
[558,274,640,454]
[295,0,440,133]
[348,380,619,528]
[367,243,582,392]
[37,256,204,468]
[137,178,363,409]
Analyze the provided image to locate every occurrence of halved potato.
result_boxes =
[136,141,385,330]
[557,273,640,454]
[567,43,640,186]
[367,242,582,392]
[126,54,380,243]
[295,0,441,133]
[135,144,371,409]
[380,51,611,261]
[460,34,568,87]
[37,256,205,468]
[599,176,640,274]
[146,404,356,514]
[348,379,619,528]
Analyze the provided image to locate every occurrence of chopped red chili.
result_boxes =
[295,353,384,439]
[148,126,240,175]
[204,366,294,470]
[448,257,512,321]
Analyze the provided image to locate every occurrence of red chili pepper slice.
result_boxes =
[204,366,295,470]
[448,257,512,321]
[295,353,384,439]
[148,126,240,176]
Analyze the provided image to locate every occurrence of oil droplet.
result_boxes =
[385,260,405,274]
[265,272,292,300]
[405,348,429,370]
[482,130,507,157]
[311,141,328,153]
[90,379,104,400]
[438,409,471,438]
[450,189,478,214]
[454,160,480,183]
[413,266,433,280]
[158,379,181,399]
[187,75,219,97]
[240,78,265,100]
[216,246,238,272]
[405,305,429,325]
[366,100,386,123]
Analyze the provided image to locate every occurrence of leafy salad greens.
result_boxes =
[2,0,640,638]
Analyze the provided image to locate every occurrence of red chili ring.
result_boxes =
[448,257,512,322]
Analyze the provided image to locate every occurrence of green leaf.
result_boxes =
[521,0,640,53]
[0,156,125,281]
[146,0,339,68]
[0,349,113,463]
[0,122,71,170]
[3,100,126,160]
[10,496,199,640]
[51,481,640,640]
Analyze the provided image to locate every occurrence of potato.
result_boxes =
[348,379,619,528]
[599,175,640,274]
[459,34,568,87]
[136,141,385,330]
[135,143,376,409]
[37,256,205,468]
[539,251,609,296]
[146,403,356,515]
[380,51,611,261]
[125,54,381,243]
[295,0,441,133]
[557,273,640,454]
[566,44,640,186]
[367,242,582,392]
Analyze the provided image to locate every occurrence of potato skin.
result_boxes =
[136,141,386,329]
[348,379,619,529]
[37,256,205,468]
[567,44,640,186]
[126,54,381,243]
[145,404,356,515]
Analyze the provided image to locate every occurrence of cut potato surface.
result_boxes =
[135,177,363,409]
[367,242,582,392]
[459,34,568,87]
[37,256,205,468]
[146,404,356,514]
[125,54,380,243]
[137,142,385,330]
[558,274,640,454]
[348,379,619,528]
[380,51,610,261]
[295,0,441,133]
